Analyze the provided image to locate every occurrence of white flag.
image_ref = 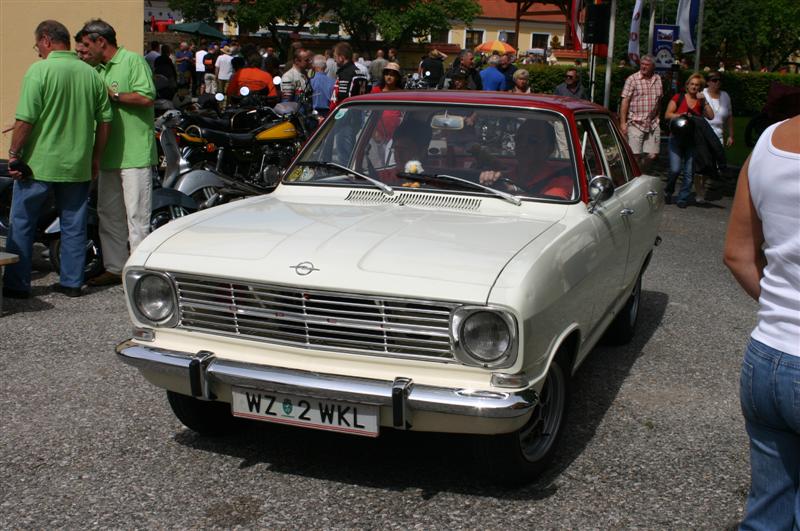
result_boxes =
[627,0,644,65]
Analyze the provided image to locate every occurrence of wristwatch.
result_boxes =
[112,92,121,102]
[8,148,20,158]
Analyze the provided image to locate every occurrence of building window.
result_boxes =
[498,30,516,47]
[531,33,550,50]
[465,29,484,49]
[431,29,449,43]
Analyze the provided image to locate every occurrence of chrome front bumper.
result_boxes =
[116,339,537,429]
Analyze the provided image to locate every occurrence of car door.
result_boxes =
[575,117,630,329]
[610,120,664,275]
[592,116,661,288]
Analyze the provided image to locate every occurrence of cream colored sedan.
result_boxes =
[117,92,663,483]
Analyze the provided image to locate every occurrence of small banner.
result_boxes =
[627,0,644,65]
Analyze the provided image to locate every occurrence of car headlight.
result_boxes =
[128,271,177,326]
[453,307,518,367]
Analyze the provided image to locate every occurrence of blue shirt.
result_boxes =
[480,66,507,91]
[311,72,335,111]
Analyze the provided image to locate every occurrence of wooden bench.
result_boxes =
[0,251,20,314]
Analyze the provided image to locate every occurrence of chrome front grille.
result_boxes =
[173,274,457,360]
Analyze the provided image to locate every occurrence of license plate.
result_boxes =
[231,388,379,437]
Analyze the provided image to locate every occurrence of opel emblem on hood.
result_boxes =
[290,261,319,276]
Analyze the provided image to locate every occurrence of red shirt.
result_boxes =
[671,93,703,115]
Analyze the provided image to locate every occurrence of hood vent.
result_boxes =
[345,190,481,211]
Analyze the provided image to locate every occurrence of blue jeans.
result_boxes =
[739,338,800,531]
[3,179,90,291]
[665,136,695,205]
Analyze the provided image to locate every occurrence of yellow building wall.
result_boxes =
[450,20,564,52]
[0,0,144,153]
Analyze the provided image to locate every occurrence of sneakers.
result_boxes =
[87,271,122,287]
[2,287,31,299]
[695,196,705,204]
[52,283,82,298]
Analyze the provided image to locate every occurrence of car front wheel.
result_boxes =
[166,391,237,436]
[473,356,569,485]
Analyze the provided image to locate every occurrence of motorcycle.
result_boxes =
[157,82,317,207]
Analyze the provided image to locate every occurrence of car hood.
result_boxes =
[143,194,563,303]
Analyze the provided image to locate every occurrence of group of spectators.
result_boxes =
[619,54,734,208]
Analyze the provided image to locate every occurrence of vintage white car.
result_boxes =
[117,92,663,483]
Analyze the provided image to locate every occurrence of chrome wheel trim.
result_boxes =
[518,361,566,462]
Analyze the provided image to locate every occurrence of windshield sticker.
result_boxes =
[334,108,348,119]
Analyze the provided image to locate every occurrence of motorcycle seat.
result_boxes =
[184,114,233,131]
[199,128,256,147]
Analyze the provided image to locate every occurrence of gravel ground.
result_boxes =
[0,192,754,529]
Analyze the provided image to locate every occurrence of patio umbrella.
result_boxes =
[167,21,225,40]
[475,40,517,55]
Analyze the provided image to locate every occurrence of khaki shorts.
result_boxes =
[627,125,660,155]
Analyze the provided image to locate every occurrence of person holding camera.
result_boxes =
[663,73,714,208]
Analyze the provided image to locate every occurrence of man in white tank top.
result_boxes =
[723,115,800,530]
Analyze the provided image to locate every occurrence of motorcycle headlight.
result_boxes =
[454,308,517,367]
[129,272,177,326]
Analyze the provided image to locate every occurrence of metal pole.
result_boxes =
[603,0,617,108]
[589,44,597,103]
[693,0,705,71]
[647,0,656,56]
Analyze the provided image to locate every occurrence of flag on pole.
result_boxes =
[676,0,700,52]
[571,0,585,50]
[627,0,644,65]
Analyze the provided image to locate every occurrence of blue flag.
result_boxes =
[676,0,700,52]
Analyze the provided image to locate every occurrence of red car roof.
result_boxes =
[348,90,607,116]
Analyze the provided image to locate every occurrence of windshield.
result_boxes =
[284,104,579,202]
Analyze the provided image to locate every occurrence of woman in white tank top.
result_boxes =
[723,116,800,530]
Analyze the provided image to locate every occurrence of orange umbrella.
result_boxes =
[475,40,516,55]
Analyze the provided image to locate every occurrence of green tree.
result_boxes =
[230,0,330,60]
[167,0,218,24]
[702,0,800,70]
[330,0,482,54]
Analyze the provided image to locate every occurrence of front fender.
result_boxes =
[173,169,225,197]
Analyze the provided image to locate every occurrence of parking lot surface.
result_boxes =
[1,196,753,528]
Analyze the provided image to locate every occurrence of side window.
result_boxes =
[591,118,628,187]
[576,119,604,185]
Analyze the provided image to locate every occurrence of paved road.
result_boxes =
[1,196,754,528]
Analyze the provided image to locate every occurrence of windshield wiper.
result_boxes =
[396,171,521,206]
[296,161,393,196]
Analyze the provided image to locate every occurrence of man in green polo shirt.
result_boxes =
[79,19,156,286]
[4,20,112,300]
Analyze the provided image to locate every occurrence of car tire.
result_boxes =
[166,391,237,436]
[472,355,570,485]
[604,273,642,345]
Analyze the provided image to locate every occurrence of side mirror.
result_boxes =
[239,86,250,97]
[272,75,282,85]
[214,92,225,102]
[588,175,614,212]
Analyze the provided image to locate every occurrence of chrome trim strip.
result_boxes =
[116,340,537,419]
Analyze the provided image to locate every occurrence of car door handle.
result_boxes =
[620,208,635,217]
[645,190,659,198]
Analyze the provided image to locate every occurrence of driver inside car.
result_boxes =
[478,119,574,199]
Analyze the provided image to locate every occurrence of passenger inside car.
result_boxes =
[478,119,575,199]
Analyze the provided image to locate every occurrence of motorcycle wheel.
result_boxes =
[48,234,104,281]
[151,205,192,233]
